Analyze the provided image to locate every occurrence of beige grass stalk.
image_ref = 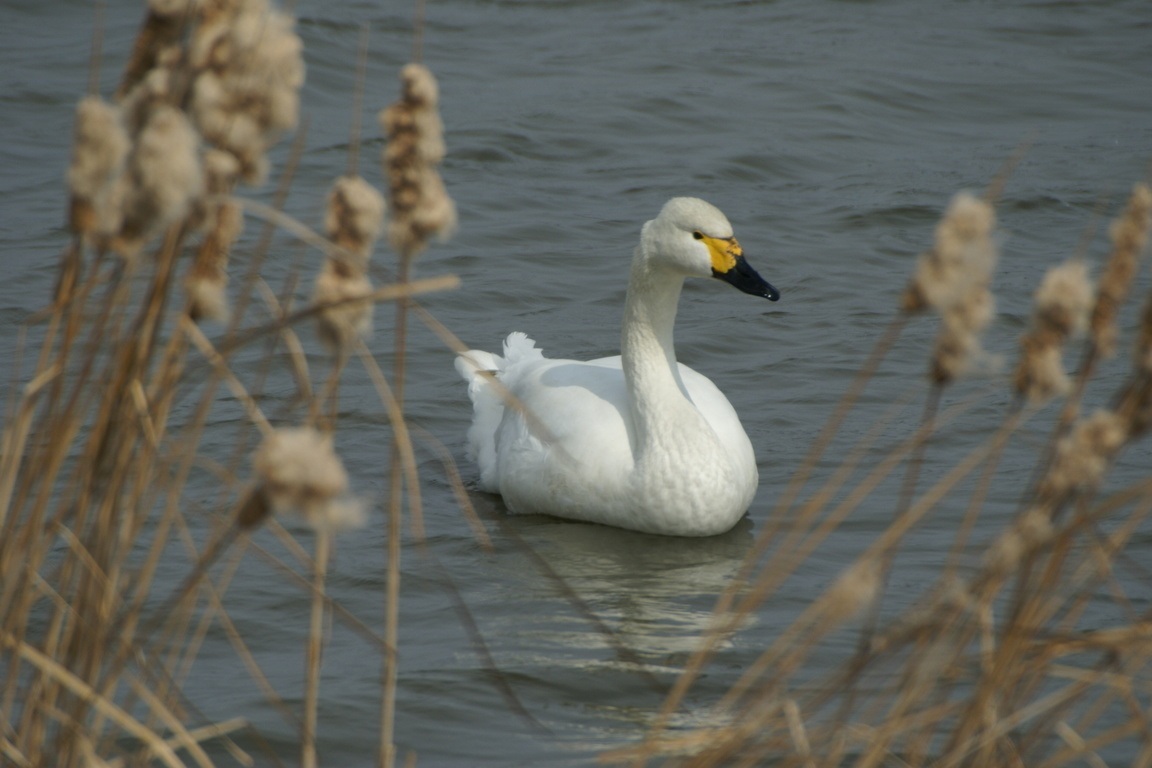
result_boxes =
[631,193,1002,766]
[302,528,330,768]
[5,2,471,763]
[377,56,455,768]
[626,186,1152,768]
[1,633,189,768]
[616,395,995,765]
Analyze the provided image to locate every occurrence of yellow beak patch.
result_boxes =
[702,235,744,274]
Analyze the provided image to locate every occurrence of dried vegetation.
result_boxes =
[2,2,1151,767]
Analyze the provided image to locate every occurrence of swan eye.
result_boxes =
[692,231,704,240]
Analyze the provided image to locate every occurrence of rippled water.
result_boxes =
[3,0,1150,764]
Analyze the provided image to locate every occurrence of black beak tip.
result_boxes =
[714,261,781,302]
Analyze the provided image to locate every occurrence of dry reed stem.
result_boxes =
[1,632,188,768]
[413,303,568,461]
[183,316,273,435]
[3,4,476,764]
[302,528,331,768]
[376,58,455,768]
[212,564,301,728]
[643,407,1027,766]
[410,423,494,552]
[627,317,912,766]
[380,357,404,768]
[943,401,1026,580]
[244,524,393,654]
[169,529,246,692]
[13,0,1151,761]
[226,114,309,335]
[103,717,251,768]
[428,552,546,732]
[355,339,423,539]
[729,387,990,631]
[637,184,1152,768]
[255,277,315,401]
[495,520,667,695]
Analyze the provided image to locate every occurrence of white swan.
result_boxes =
[455,197,780,536]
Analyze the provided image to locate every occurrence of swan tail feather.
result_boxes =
[455,333,544,492]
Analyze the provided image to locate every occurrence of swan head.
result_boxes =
[642,197,780,301]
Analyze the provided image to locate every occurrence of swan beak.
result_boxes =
[705,236,781,301]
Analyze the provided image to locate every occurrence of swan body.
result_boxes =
[456,197,780,536]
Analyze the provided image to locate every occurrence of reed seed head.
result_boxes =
[186,199,241,322]
[1091,183,1152,356]
[186,274,228,323]
[931,282,997,385]
[203,147,241,195]
[984,508,1053,576]
[381,63,457,258]
[185,150,242,322]
[1041,409,1129,498]
[116,1,188,100]
[253,427,361,530]
[1014,335,1070,404]
[1014,260,1094,403]
[314,259,374,351]
[825,557,881,622]
[189,0,304,185]
[114,105,204,258]
[901,192,999,385]
[67,97,131,240]
[903,192,997,313]
[325,175,385,264]
[1033,260,1094,338]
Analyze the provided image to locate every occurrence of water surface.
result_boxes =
[2,0,1149,764]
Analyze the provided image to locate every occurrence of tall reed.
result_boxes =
[0,1,458,766]
[609,181,1152,768]
[5,2,1151,767]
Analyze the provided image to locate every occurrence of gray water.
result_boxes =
[3,0,1151,765]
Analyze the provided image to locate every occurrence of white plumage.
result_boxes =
[455,197,780,536]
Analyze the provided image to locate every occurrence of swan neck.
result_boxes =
[621,259,690,433]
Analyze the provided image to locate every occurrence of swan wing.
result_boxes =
[457,335,636,501]
[677,363,758,487]
[494,352,638,515]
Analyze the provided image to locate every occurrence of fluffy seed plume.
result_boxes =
[907,193,999,384]
[113,105,204,258]
[314,259,375,351]
[117,0,196,100]
[1013,260,1094,403]
[1090,183,1152,357]
[903,192,998,314]
[380,63,457,257]
[326,175,385,266]
[252,427,364,530]
[189,0,304,184]
[931,280,996,384]
[186,149,243,322]
[67,97,130,242]
[983,507,1054,576]
[824,557,881,623]
[312,175,385,350]
[1040,409,1129,500]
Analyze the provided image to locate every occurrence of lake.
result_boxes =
[2,0,1149,764]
